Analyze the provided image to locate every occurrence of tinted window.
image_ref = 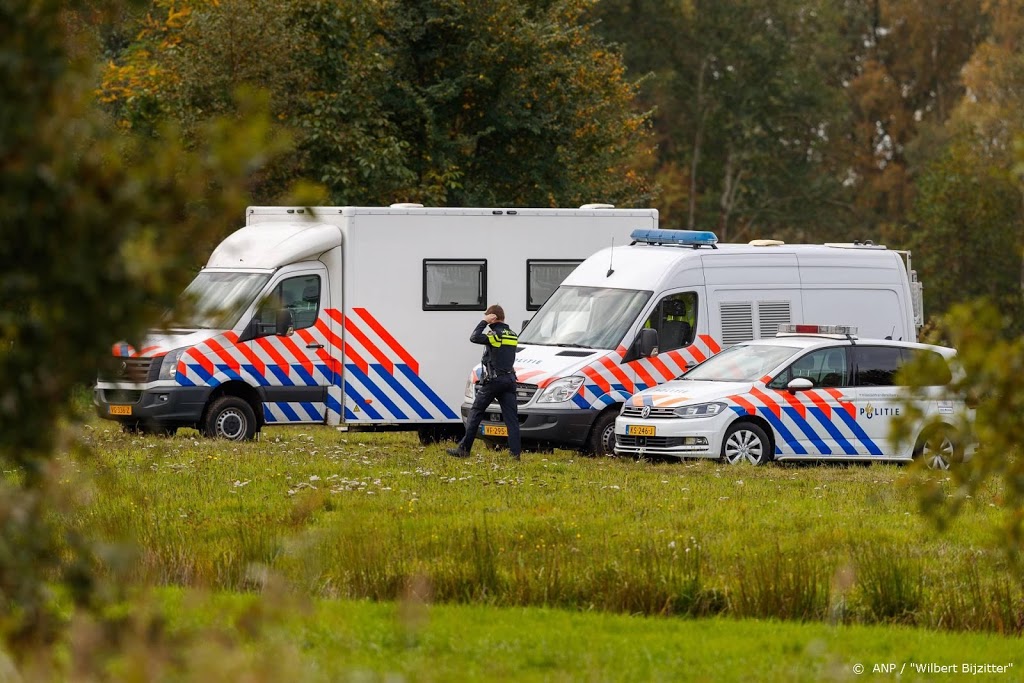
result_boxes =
[853,346,903,386]
[643,292,698,352]
[899,348,953,386]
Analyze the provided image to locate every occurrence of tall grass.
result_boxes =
[57,421,1024,634]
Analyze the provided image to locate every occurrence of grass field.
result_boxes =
[29,419,1024,679]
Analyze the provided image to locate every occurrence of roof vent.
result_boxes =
[390,202,424,209]
[749,239,785,246]
[579,203,615,210]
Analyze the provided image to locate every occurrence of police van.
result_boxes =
[463,229,925,456]
[613,325,968,467]
[93,205,658,440]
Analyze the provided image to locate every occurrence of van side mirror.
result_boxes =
[623,328,658,363]
[276,308,295,337]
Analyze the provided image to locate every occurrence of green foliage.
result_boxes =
[1,0,295,651]
[101,0,653,207]
[909,136,1024,321]
[894,303,1024,567]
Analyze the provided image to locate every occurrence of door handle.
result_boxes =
[306,343,324,349]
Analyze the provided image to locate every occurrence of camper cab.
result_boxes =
[94,205,658,441]
[463,229,924,456]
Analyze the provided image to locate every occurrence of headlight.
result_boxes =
[536,376,585,403]
[672,402,727,418]
[158,347,188,381]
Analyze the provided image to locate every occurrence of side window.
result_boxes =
[527,260,581,311]
[853,346,903,386]
[643,292,698,352]
[255,274,321,335]
[423,259,486,311]
[769,347,849,389]
[898,348,953,386]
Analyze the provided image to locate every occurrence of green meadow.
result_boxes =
[43,420,1023,679]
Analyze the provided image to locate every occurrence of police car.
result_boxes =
[613,325,969,467]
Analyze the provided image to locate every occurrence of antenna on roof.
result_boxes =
[606,237,615,278]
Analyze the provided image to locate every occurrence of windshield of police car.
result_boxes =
[682,344,800,382]
[168,271,271,329]
[519,286,652,350]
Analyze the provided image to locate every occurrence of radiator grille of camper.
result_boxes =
[758,301,792,339]
[97,356,157,383]
[719,302,754,347]
[515,383,538,405]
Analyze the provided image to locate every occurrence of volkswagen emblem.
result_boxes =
[640,405,651,419]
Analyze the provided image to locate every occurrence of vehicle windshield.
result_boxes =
[681,344,800,382]
[167,271,271,329]
[519,286,652,350]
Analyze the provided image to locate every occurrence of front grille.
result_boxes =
[515,383,537,405]
[616,435,711,453]
[101,389,143,404]
[98,356,156,383]
[620,405,679,419]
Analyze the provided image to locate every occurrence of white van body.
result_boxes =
[93,205,658,440]
[462,229,924,455]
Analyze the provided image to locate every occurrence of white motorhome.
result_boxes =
[93,205,658,440]
[463,228,924,456]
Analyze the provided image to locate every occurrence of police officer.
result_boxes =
[447,304,522,460]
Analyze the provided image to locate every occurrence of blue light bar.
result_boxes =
[630,228,719,247]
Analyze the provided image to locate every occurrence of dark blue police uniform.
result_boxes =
[450,319,521,459]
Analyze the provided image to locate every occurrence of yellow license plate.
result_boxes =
[109,405,133,416]
[482,425,508,437]
[626,424,655,436]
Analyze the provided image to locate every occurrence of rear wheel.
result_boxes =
[586,410,618,457]
[914,426,962,470]
[721,422,771,466]
[202,396,258,441]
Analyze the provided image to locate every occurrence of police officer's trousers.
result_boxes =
[459,376,521,455]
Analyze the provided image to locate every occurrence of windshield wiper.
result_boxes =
[554,343,591,349]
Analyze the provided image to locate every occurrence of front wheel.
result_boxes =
[587,410,618,457]
[202,396,258,441]
[721,422,771,465]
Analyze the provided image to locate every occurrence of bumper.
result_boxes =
[94,385,212,427]
[614,417,723,459]
[460,403,600,448]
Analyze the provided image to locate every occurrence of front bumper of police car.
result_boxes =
[613,400,731,459]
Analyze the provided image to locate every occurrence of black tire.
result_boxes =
[586,410,619,457]
[720,421,771,465]
[914,425,962,470]
[202,396,258,441]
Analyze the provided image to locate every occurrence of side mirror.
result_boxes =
[276,308,295,336]
[787,377,813,394]
[623,328,659,363]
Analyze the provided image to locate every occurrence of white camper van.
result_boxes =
[462,228,924,456]
[93,205,658,440]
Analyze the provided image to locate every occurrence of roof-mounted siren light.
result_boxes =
[777,324,858,337]
[580,203,615,209]
[390,202,425,209]
[630,228,719,249]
